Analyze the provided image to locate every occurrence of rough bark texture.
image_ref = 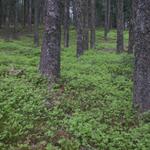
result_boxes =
[128,0,135,54]
[39,0,61,82]
[64,0,70,48]
[34,0,39,47]
[116,0,124,53]
[90,0,96,49]
[134,0,150,112]
[75,0,84,57]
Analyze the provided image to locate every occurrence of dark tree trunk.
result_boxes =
[107,0,111,32]
[39,0,44,25]
[83,0,89,50]
[64,0,70,48]
[128,0,135,54]
[28,0,32,31]
[116,0,124,53]
[34,0,39,47]
[14,0,19,37]
[104,0,111,40]
[75,0,84,57]
[72,0,77,27]
[0,0,2,29]
[23,0,27,27]
[5,5,10,40]
[90,0,96,49]
[39,0,61,82]
[134,0,150,112]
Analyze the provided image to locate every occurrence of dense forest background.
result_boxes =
[0,0,131,39]
[0,0,150,150]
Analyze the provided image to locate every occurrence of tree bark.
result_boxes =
[28,0,32,31]
[23,0,27,27]
[14,0,19,37]
[5,5,10,40]
[128,0,135,54]
[116,0,124,53]
[64,0,70,48]
[34,0,39,47]
[83,0,89,50]
[90,0,96,49]
[39,0,61,82]
[104,0,111,41]
[72,0,77,27]
[75,0,84,57]
[134,0,150,112]
[0,0,2,29]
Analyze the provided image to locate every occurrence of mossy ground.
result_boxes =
[0,29,150,150]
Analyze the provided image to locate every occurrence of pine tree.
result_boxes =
[116,0,124,53]
[90,0,96,49]
[64,0,70,48]
[39,0,61,82]
[134,0,150,112]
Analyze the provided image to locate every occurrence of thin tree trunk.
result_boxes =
[23,0,26,27]
[28,0,32,31]
[104,0,111,40]
[39,0,61,82]
[116,0,124,53]
[134,0,150,112]
[128,0,135,54]
[107,0,111,32]
[75,0,84,57]
[5,5,10,40]
[72,0,77,27]
[83,0,89,50]
[64,0,70,48]
[14,0,19,38]
[0,0,2,29]
[90,0,96,49]
[39,0,44,25]
[34,0,39,47]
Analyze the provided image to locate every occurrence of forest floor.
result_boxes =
[0,29,150,150]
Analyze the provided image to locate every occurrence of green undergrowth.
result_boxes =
[0,29,150,150]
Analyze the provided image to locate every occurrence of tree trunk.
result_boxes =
[64,0,70,48]
[34,0,39,47]
[14,0,19,38]
[104,0,111,40]
[39,0,61,82]
[39,0,44,25]
[72,0,77,27]
[83,0,89,50]
[75,0,84,57]
[23,0,27,27]
[134,0,150,112]
[116,0,124,53]
[28,0,32,31]
[0,0,2,29]
[90,0,96,49]
[5,5,10,40]
[128,0,135,54]
[107,0,111,32]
